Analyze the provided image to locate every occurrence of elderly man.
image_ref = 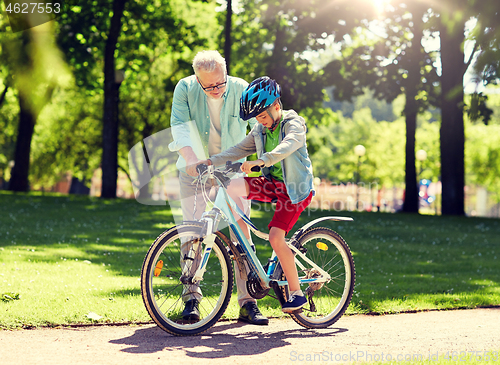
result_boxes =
[169,50,268,325]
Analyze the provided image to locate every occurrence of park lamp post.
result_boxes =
[354,144,366,210]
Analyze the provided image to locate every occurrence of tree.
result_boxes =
[0,80,17,187]
[0,16,67,192]
[308,107,406,187]
[466,122,500,205]
[226,0,380,116]
[327,2,440,213]
[223,0,233,74]
[100,0,127,198]
[432,1,467,215]
[56,0,210,197]
[30,87,102,190]
[470,3,500,88]
[432,0,500,215]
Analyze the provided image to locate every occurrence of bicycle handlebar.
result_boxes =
[225,161,262,173]
[196,163,209,175]
[196,161,262,176]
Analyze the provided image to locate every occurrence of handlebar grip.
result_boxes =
[251,165,262,172]
[226,161,242,172]
[196,163,208,175]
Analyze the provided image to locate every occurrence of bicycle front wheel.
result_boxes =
[285,227,355,329]
[141,223,233,336]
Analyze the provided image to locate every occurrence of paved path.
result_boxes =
[1,308,499,364]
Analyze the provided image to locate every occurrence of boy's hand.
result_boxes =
[241,160,264,174]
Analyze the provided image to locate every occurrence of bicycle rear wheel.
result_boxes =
[141,223,233,336]
[284,227,355,329]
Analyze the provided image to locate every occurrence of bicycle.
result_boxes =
[140,161,355,336]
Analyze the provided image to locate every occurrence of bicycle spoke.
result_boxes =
[285,227,355,328]
[141,225,233,335]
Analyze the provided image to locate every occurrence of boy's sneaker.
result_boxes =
[281,294,307,313]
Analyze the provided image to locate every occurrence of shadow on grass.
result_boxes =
[0,193,278,280]
[110,322,348,357]
[0,193,173,277]
[2,192,500,313]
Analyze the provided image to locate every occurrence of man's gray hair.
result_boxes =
[192,50,227,76]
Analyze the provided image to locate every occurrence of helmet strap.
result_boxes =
[266,100,282,132]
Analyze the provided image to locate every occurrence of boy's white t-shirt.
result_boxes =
[207,96,224,156]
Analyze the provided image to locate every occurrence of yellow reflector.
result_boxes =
[154,260,164,277]
[316,242,328,251]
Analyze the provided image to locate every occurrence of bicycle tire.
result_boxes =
[283,227,355,329]
[141,223,234,336]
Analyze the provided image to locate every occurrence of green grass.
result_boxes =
[1,191,499,329]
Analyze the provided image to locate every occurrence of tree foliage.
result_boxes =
[29,0,217,192]
[469,2,500,87]
[224,0,380,118]
[308,108,406,186]
[30,87,102,188]
[466,122,500,203]
[0,9,70,191]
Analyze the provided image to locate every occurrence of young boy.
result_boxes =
[200,76,315,312]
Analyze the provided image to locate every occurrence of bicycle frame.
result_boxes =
[189,166,343,292]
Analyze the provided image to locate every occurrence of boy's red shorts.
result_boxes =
[244,176,313,234]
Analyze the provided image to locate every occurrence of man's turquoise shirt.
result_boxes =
[168,75,256,168]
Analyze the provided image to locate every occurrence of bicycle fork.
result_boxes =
[187,211,222,284]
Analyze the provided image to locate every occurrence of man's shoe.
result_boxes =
[181,299,200,321]
[281,294,307,313]
[239,302,269,325]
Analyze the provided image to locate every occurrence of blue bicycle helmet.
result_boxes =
[240,76,281,121]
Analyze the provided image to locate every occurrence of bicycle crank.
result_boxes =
[246,271,270,299]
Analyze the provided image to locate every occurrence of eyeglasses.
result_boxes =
[198,77,227,92]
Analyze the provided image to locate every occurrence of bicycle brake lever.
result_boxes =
[225,161,242,172]
[214,170,231,188]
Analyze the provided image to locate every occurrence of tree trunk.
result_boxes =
[0,84,8,107]
[401,8,425,214]
[402,104,418,213]
[439,24,465,216]
[101,0,127,199]
[224,0,232,75]
[9,95,36,192]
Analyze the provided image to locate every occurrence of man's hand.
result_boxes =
[241,159,264,174]
[179,146,204,177]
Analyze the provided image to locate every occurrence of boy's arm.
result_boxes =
[209,132,257,166]
[259,119,306,167]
